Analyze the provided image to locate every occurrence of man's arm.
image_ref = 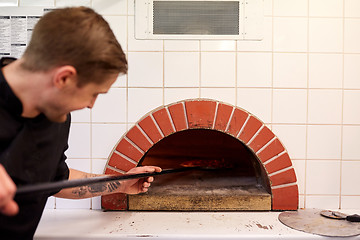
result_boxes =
[0,164,18,215]
[54,166,161,199]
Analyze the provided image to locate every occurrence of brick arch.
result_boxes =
[102,99,298,210]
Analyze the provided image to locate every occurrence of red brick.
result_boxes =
[168,103,187,131]
[104,168,122,175]
[265,153,292,174]
[185,100,217,128]
[115,138,143,162]
[270,168,297,186]
[126,125,153,152]
[138,116,162,144]
[102,168,128,210]
[153,108,175,137]
[238,116,262,144]
[257,138,285,163]
[226,108,248,137]
[101,193,127,210]
[272,185,298,210]
[214,103,233,131]
[107,152,137,172]
[249,126,275,153]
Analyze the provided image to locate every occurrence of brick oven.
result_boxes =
[101,99,298,211]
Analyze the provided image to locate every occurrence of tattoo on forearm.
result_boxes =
[71,181,122,197]
[107,181,121,192]
[88,183,107,193]
[72,186,87,197]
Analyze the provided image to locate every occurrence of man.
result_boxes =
[0,7,161,239]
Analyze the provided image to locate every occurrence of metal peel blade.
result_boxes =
[279,209,360,237]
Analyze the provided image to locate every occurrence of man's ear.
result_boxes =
[53,65,77,89]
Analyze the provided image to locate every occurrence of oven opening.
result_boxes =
[128,129,272,211]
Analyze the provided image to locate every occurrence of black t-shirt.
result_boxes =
[0,58,70,239]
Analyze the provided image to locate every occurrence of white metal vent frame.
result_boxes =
[135,0,264,40]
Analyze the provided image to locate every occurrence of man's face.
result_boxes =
[42,74,118,123]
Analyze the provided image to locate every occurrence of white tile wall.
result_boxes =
[201,40,236,51]
[9,0,360,210]
[201,88,236,105]
[164,52,199,87]
[309,0,343,17]
[272,89,307,124]
[237,52,272,87]
[164,40,199,51]
[128,52,163,87]
[306,160,341,195]
[200,52,236,87]
[341,196,360,209]
[272,125,307,159]
[164,88,199,105]
[309,18,343,53]
[342,126,360,160]
[91,124,127,158]
[273,17,307,52]
[344,54,360,88]
[307,125,342,159]
[55,0,91,7]
[273,0,307,17]
[306,195,340,209]
[273,53,307,88]
[71,108,91,123]
[344,19,360,53]
[128,88,163,122]
[307,89,342,124]
[342,161,360,195]
[345,0,360,18]
[66,123,91,158]
[0,0,18,6]
[91,88,127,123]
[343,90,360,124]
[103,16,127,48]
[309,54,343,88]
[20,0,54,7]
[92,0,126,15]
[237,88,272,123]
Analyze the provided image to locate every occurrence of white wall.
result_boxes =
[2,0,360,210]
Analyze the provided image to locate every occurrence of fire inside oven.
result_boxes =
[128,129,272,211]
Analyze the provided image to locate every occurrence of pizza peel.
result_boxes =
[16,166,211,196]
[278,208,360,237]
[16,158,229,196]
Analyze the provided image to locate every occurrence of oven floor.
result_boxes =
[128,169,271,211]
[35,209,360,239]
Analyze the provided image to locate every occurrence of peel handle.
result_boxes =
[16,166,202,195]
[346,214,360,222]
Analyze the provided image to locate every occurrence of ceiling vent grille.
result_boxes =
[153,1,239,35]
[135,0,263,40]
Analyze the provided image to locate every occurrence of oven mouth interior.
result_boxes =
[128,129,272,211]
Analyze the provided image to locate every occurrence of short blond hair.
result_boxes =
[21,7,127,86]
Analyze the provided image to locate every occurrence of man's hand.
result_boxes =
[0,164,18,216]
[120,166,162,195]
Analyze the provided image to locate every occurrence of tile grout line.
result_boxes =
[339,0,346,209]
[303,0,310,209]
